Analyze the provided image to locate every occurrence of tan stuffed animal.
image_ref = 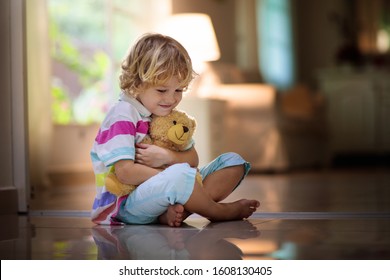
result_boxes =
[105,109,202,197]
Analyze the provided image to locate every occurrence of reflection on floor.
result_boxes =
[1,167,390,260]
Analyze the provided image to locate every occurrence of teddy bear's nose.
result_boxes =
[183,126,189,133]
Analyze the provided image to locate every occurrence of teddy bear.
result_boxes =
[105,109,203,197]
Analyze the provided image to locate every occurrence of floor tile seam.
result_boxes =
[252,212,390,219]
[29,210,91,217]
[28,210,390,219]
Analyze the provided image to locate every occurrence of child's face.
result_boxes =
[137,77,184,116]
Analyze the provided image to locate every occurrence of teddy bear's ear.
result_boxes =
[191,118,196,129]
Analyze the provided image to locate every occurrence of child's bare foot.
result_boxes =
[159,204,186,227]
[239,199,260,219]
[209,199,260,222]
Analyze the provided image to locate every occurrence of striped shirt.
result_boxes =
[90,93,151,225]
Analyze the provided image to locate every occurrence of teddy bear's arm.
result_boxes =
[166,146,199,168]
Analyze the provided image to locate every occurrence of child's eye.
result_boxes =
[157,89,167,93]
[175,89,183,93]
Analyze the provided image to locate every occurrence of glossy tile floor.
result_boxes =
[1,167,390,260]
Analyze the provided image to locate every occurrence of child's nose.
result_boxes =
[165,92,177,103]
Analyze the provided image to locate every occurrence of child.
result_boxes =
[90,33,260,227]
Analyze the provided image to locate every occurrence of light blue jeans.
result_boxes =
[116,152,251,224]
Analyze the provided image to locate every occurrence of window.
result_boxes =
[256,0,295,90]
[48,0,170,124]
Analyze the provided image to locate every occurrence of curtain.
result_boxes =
[26,0,53,189]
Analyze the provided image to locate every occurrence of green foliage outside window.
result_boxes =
[49,0,110,125]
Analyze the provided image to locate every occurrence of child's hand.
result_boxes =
[135,143,171,168]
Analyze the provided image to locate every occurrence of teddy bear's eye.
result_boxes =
[173,121,177,125]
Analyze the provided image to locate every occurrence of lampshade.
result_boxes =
[158,13,221,66]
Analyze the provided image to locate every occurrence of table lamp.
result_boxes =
[158,13,221,96]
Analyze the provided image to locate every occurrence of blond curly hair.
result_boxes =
[119,33,195,97]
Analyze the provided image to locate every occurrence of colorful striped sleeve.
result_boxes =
[94,118,138,166]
